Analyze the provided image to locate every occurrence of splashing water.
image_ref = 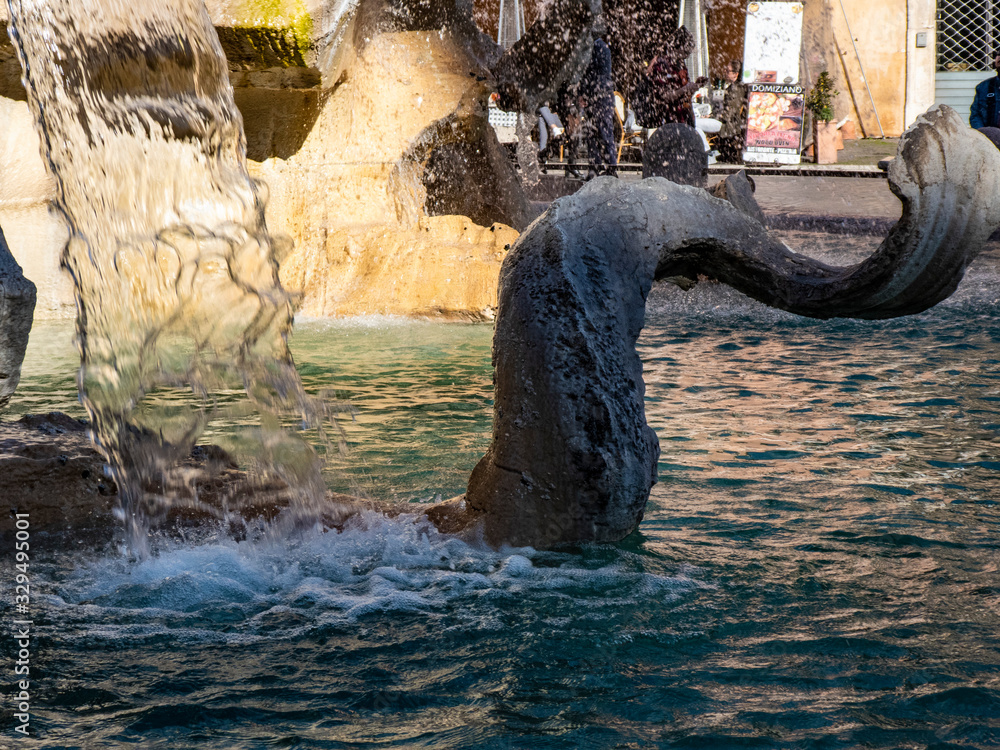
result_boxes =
[8,0,333,554]
[515,112,542,187]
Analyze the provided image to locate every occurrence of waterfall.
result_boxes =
[7,0,332,554]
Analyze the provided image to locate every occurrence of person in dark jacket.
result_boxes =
[580,35,618,178]
[970,49,1000,129]
[554,79,584,178]
[634,26,708,129]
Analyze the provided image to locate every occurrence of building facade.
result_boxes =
[935,0,1000,124]
[709,0,990,137]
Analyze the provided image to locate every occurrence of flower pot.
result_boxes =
[814,121,839,164]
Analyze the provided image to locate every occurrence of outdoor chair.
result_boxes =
[614,91,648,162]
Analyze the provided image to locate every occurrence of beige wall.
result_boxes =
[904,0,936,127]
[828,0,907,137]
[812,0,936,138]
[719,0,935,138]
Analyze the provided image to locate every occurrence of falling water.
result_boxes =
[7,0,333,553]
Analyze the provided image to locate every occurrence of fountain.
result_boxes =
[3,0,1000,551]
[463,107,1000,546]
[5,0,342,552]
[2,3,1000,746]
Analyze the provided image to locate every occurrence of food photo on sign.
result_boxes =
[743,84,805,163]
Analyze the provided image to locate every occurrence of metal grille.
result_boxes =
[937,0,1000,71]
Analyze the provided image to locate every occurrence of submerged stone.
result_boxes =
[0,225,35,410]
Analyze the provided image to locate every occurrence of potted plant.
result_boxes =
[805,71,839,164]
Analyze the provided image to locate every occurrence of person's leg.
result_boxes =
[590,100,617,176]
[537,114,549,154]
[584,108,605,178]
[564,111,583,178]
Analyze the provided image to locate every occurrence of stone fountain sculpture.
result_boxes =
[0,0,599,320]
[457,105,1000,547]
[0,225,35,410]
[210,0,601,319]
[1,0,600,541]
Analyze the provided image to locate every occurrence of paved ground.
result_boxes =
[525,135,1000,274]
[837,137,900,165]
[530,168,899,233]
[749,173,896,219]
[530,137,906,234]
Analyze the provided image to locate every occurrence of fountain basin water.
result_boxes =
[6,233,1000,746]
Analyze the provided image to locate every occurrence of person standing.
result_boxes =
[580,35,618,178]
[636,26,708,129]
[715,60,748,163]
[970,49,1000,129]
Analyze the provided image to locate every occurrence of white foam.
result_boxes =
[43,513,705,643]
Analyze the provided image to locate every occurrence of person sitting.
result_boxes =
[536,105,564,167]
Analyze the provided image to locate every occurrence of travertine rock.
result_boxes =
[0,224,36,410]
[0,413,116,532]
[251,0,598,317]
[279,214,519,318]
[252,27,529,316]
[0,412,366,534]
[0,0,598,320]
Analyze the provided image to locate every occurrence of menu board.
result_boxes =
[743,84,805,164]
[742,1,805,164]
[742,2,804,87]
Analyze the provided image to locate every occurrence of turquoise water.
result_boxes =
[4,234,1000,748]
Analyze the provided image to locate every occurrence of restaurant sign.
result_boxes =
[744,84,805,164]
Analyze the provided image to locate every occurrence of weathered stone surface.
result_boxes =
[642,123,709,187]
[0,413,116,533]
[0,412,367,535]
[465,182,660,547]
[708,171,766,226]
[247,0,600,318]
[466,105,1000,548]
[0,224,36,410]
[252,26,532,317]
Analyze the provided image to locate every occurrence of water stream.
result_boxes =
[7,0,331,555]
